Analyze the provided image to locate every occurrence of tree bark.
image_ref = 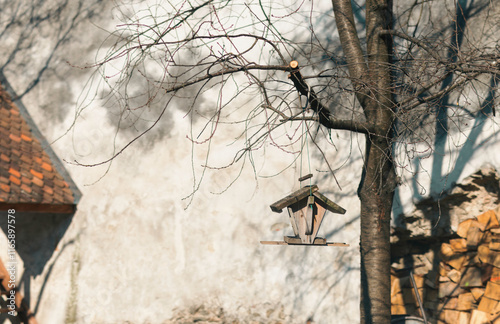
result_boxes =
[358,137,396,324]
[332,0,396,323]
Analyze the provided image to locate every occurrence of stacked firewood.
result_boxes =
[392,208,500,324]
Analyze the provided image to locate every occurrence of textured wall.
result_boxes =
[0,0,498,323]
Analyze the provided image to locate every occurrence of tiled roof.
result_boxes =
[0,74,80,213]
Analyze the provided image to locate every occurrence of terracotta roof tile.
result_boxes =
[0,141,9,152]
[55,179,67,188]
[30,169,43,180]
[53,192,63,203]
[9,175,21,186]
[32,177,43,187]
[9,134,21,143]
[19,192,31,203]
[0,128,10,138]
[20,142,32,153]
[0,77,80,211]
[0,184,9,193]
[8,168,21,178]
[20,183,31,194]
[42,195,53,204]
[21,177,31,185]
[20,155,31,164]
[44,179,54,189]
[63,191,73,201]
[43,186,53,195]
[41,162,52,171]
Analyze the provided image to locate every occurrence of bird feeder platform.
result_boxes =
[260,178,349,247]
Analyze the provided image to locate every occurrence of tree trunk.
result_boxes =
[358,136,396,323]
[332,0,396,322]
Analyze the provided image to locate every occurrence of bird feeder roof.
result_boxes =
[270,185,345,215]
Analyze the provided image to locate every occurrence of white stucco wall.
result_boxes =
[0,0,498,323]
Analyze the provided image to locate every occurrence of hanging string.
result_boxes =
[298,87,311,186]
[303,85,315,229]
[296,84,315,237]
[298,85,314,204]
[298,90,305,186]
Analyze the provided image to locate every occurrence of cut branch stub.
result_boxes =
[287,62,335,127]
[285,60,375,134]
[288,64,309,98]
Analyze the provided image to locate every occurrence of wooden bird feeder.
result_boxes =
[260,174,349,247]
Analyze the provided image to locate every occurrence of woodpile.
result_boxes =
[392,207,500,324]
[166,304,291,323]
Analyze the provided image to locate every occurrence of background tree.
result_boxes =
[0,0,108,97]
[76,0,500,322]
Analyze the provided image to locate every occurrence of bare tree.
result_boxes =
[76,0,499,322]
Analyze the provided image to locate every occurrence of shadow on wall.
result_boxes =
[0,211,74,321]
[391,165,500,321]
[392,0,497,226]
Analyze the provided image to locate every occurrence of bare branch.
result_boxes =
[282,115,375,134]
[287,61,375,134]
[164,63,290,93]
[408,71,482,111]
[379,29,442,63]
